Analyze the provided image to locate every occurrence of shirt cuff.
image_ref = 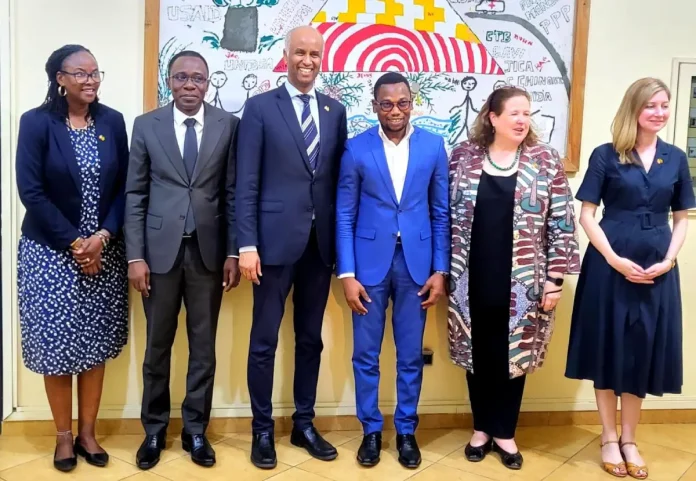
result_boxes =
[128,259,145,264]
[337,272,355,279]
[227,255,239,258]
[239,246,257,253]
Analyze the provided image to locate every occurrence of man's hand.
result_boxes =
[341,277,371,315]
[223,257,241,291]
[128,260,151,297]
[239,251,262,285]
[418,273,446,309]
[539,280,562,312]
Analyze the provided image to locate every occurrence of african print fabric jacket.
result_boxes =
[448,141,581,378]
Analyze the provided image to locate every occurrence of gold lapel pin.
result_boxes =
[324,105,330,111]
[657,158,663,164]
[98,135,105,141]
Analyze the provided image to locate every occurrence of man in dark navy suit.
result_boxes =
[236,25,347,469]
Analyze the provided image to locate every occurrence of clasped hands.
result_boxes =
[71,234,105,276]
[609,255,672,284]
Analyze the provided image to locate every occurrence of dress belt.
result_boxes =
[602,209,669,229]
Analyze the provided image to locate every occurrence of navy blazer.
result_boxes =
[16,104,129,250]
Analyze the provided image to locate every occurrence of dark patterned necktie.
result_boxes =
[299,94,319,172]
[183,118,197,234]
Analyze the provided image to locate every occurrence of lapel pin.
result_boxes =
[98,135,105,141]
[324,105,330,112]
[657,158,663,164]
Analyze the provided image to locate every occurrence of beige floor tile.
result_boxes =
[544,462,628,480]
[438,446,565,480]
[320,431,363,446]
[568,439,696,481]
[0,436,56,471]
[680,462,696,480]
[0,454,140,481]
[296,438,432,481]
[409,463,496,480]
[150,442,290,481]
[98,434,186,466]
[263,467,333,480]
[635,424,696,455]
[515,425,600,459]
[120,473,173,481]
[381,429,469,462]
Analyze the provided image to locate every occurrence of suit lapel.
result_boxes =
[51,116,82,194]
[400,127,420,203]
[191,104,226,183]
[94,119,113,200]
[154,104,188,183]
[369,129,398,206]
[276,88,313,174]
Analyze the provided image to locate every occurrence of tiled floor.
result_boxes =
[1,424,696,480]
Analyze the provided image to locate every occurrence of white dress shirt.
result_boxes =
[338,123,413,279]
[173,104,205,155]
[239,82,321,254]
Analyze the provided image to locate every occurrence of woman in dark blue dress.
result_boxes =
[15,45,129,472]
[566,77,695,479]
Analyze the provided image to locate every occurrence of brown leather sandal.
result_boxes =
[600,440,627,477]
[619,440,648,479]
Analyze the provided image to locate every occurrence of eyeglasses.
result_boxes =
[374,99,412,112]
[170,73,209,86]
[60,70,104,83]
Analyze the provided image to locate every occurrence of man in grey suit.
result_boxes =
[124,50,240,470]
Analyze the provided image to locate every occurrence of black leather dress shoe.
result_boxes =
[136,434,166,470]
[396,434,421,468]
[74,436,109,467]
[53,446,77,472]
[465,439,492,462]
[492,441,523,470]
[357,432,381,466]
[251,432,277,469]
[181,431,216,467]
[290,426,338,461]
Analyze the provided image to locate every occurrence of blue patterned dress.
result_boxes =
[17,121,128,376]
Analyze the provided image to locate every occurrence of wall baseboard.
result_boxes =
[3,409,696,436]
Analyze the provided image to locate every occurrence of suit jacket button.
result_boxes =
[179,215,185,220]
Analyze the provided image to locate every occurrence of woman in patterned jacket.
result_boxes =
[447,86,580,469]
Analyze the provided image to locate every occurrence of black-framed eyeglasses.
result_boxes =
[59,70,104,83]
[374,99,412,112]
[170,73,209,86]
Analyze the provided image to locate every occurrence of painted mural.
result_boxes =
[159,0,576,156]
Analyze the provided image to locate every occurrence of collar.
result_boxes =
[173,103,205,127]
[285,81,317,100]
[378,122,414,145]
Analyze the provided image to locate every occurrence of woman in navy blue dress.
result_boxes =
[566,78,695,479]
[15,45,129,472]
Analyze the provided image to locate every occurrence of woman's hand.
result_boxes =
[644,259,672,280]
[608,256,654,284]
[539,280,562,312]
[72,235,103,269]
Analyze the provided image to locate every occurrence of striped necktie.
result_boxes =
[299,94,319,172]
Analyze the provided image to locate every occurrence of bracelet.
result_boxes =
[70,237,84,250]
[95,231,109,248]
[545,288,563,294]
[665,256,676,269]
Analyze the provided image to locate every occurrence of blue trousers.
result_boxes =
[352,244,427,435]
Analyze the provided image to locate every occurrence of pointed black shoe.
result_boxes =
[53,446,77,472]
[465,439,492,462]
[290,426,338,461]
[492,441,523,470]
[357,432,382,466]
[181,430,216,467]
[396,434,421,469]
[136,434,166,470]
[251,432,277,469]
[74,436,109,467]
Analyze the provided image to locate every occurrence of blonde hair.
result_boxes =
[611,77,671,165]
[469,86,539,148]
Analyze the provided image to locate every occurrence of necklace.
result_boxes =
[486,145,521,171]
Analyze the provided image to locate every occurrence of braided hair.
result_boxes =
[39,44,101,119]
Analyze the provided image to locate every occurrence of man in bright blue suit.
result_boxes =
[336,72,450,469]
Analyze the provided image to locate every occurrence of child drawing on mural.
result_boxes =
[231,73,271,114]
[448,76,480,145]
[209,71,228,110]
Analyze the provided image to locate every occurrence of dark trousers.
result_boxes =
[247,228,332,434]
[467,303,526,439]
[141,235,223,436]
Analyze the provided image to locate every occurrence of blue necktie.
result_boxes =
[299,94,319,172]
[183,118,197,234]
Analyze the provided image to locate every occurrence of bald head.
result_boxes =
[283,26,323,93]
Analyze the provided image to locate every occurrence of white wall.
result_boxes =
[2,0,696,421]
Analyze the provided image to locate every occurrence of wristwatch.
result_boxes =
[665,256,676,269]
[546,276,563,287]
[436,271,449,278]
